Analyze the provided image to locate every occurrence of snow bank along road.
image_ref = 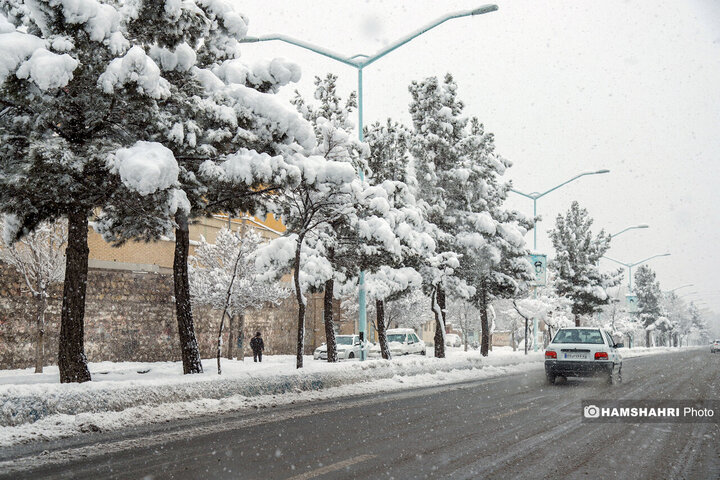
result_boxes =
[0,348,717,479]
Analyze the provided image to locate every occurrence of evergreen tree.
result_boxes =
[633,264,663,347]
[289,74,366,363]
[0,0,189,381]
[364,119,411,184]
[408,74,470,358]
[361,117,431,359]
[409,75,531,357]
[79,1,310,375]
[548,201,613,326]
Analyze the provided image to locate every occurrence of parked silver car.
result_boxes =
[313,335,369,360]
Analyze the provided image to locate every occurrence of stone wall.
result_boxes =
[0,262,351,370]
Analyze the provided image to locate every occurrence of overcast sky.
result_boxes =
[236,0,720,316]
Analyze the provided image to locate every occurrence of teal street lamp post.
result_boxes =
[666,284,693,294]
[509,170,610,251]
[509,169,609,351]
[610,224,648,238]
[240,5,499,360]
[603,253,671,293]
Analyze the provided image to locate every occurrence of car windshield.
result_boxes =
[553,329,605,344]
[336,336,354,345]
[387,334,407,343]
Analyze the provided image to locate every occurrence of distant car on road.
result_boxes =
[544,327,623,385]
[445,333,462,348]
[313,335,368,360]
[712,340,720,353]
[369,328,426,357]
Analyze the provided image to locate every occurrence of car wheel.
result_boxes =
[546,373,556,385]
[421,349,426,356]
[607,366,621,385]
[348,352,355,359]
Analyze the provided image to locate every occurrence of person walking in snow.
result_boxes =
[250,332,264,362]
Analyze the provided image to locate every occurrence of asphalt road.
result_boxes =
[2,349,719,480]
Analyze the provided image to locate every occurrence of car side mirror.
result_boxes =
[614,343,624,348]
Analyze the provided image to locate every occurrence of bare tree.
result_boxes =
[189,227,288,373]
[1,218,67,373]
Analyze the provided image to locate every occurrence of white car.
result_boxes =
[445,333,462,347]
[544,327,623,385]
[313,335,368,360]
[711,340,720,353]
[369,328,426,357]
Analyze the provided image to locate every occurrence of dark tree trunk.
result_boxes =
[173,212,203,374]
[376,299,391,360]
[433,286,446,358]
[574,314,581,327]
[58,209,91,383]
[227,313,235,360]
[524,318,529,355]
[645,330,651,348]
[35,294,47,374]
[324,278,337,363]
[480,281,490,357]
[216,312,228,375]
[294,236,305,369]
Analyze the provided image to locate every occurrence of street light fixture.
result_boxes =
[610,224,649,238]
[240,5,499,359]
[666,284,694,294]
[509,169,610,250]
[603,253,671,292]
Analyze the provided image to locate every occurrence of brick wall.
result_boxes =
[0,262,351,370]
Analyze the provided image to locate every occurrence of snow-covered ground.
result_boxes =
[0,346,693,447]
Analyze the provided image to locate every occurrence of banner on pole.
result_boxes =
[527,254,547,286]
[626,294,638,313]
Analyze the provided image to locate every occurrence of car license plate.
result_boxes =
[564,353,586,359]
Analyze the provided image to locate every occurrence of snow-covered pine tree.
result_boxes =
[254,157,358,369]
[687,301,710,345]
[189,227,288,372]
[661,292,688,347]
[257,79,408,368]
[89,1,312,375]
[408,74,470,358]
[409,75,532,357]
[288,74,366,363]
[361,117,432,359]
[364,119,412,184]
[0,1,191,382]
[548,201,613,327]
[633,264,663,347]
[457,118,533,356]
[0,217,66,373]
